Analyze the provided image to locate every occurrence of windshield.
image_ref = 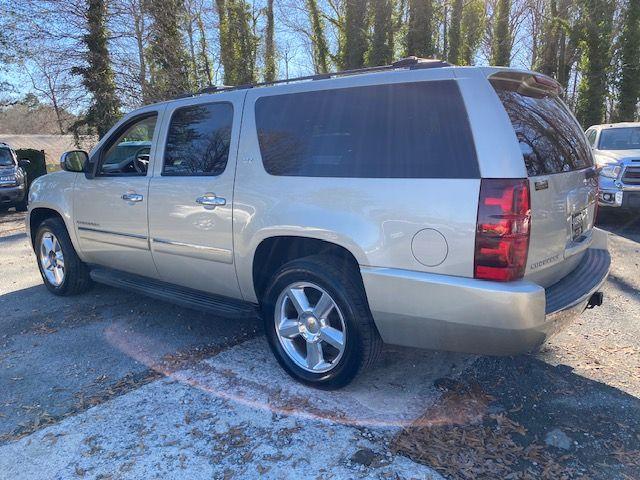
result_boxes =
[598,127,640,150]
[0,149,15,167]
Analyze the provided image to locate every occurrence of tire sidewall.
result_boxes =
[263,261,365,388]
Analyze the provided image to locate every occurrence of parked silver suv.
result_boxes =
[27,59,610,388]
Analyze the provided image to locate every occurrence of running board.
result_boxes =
[89,268,257,319]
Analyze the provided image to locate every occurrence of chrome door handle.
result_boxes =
[122,193,143,202]
[196,194,226,208]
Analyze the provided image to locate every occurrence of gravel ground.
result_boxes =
[0,208,638,479]
[395,210,640,479]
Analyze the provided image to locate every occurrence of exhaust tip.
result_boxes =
[587,292,604,309]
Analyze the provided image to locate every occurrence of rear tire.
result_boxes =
[35,218,92,296]
[262,255,382,389]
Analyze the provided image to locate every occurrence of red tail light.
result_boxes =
[474,179,531,282]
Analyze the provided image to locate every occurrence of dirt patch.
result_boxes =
[0,211,26,237]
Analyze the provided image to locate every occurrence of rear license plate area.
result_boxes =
[571,209,588,241]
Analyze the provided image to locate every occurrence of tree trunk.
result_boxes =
[406,0,435,57]
[447,0,463,64]
[306,0,330,73]
[264,0,276,81]
[491,0,511,66]
[342,0,369,69]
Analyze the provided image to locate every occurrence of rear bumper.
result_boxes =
[0,185,25,205]
[361,231,610,356]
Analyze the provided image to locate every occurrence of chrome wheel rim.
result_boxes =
[274,282,346,373]
[39,232,65,287]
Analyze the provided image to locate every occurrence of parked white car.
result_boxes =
[585,122,640,209]
[26,59,610,388]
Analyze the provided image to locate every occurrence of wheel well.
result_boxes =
[252,236,361,302]
[29,208,64,245]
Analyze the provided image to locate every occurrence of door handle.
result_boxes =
[122,192,143,203]
[196,193,226,208]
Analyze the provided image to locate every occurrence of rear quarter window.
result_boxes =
[491,77,593,176]
[255,80,479,179]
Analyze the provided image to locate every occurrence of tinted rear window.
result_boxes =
[163,102,234,176]
[255,81,479,178]
[491,77,593,176]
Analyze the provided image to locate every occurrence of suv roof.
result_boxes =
[195,57,451,96]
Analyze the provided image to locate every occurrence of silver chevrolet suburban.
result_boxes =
[27,59,610,388]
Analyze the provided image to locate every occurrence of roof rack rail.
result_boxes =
[193,57,451,97]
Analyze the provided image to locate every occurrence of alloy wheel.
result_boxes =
[39,231,65,287]
[274,281,347,373]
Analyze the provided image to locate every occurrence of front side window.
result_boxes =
[163,103,234,176]
[99,114,157,176]
[586,129,597,147]
[0,149,15,167]
[598,127,640,150]
[255,81,479,178]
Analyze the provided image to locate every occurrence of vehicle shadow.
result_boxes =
[0,232,27,244]
[0,281,262,443]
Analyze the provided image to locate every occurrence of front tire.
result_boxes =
[262,255,382,389]
[35,218,92,295]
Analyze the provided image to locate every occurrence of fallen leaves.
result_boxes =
[392,384,582,480]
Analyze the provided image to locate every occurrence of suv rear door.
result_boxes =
[147,92,244,299]
[488,71,597,287]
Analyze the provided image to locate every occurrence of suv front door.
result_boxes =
[74,109,163,278]
[147,94,243,298]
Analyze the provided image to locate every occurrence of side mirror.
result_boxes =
[60,150,88,173]
[18,159,31,169]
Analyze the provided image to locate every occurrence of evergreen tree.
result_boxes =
[72,0,120,138]
[264,0,276,82]
[307,0,330,73]
[616,0,640,121]
[447,0,463,64]
[147,0,191,100]
[406,0,434,57]
[342,0,369,69]
[460,0,485,65]
[369,0,394,66]
[491,0,511,66]
[575,0,615,126]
